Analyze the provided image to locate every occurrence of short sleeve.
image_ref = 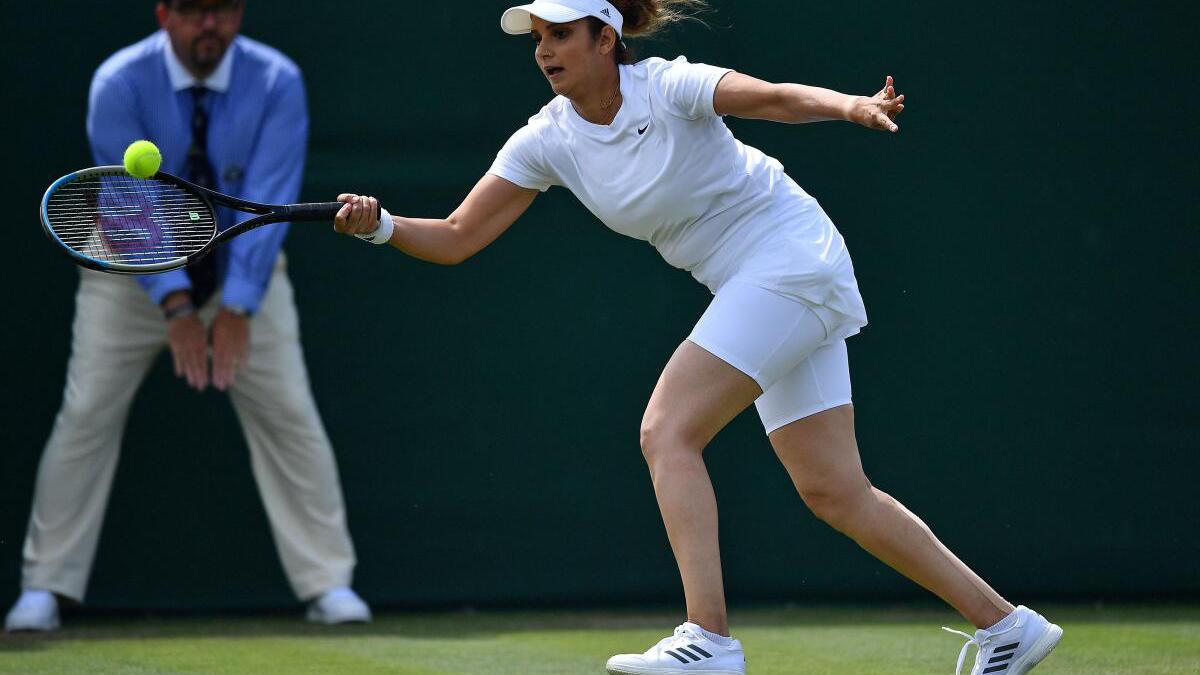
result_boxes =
[654,56,733,120]
[488,123,555,192]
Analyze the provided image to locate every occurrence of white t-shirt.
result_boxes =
[488,56,867,339]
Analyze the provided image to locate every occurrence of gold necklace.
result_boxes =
[600,87,620,110]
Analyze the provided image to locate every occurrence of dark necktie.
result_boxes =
[186,85,218,307]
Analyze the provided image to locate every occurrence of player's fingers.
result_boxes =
[354,196,371,229]
[335,194,360,232]
[334,202,353,233]
[365,196,379,225]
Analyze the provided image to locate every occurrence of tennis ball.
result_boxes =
[123,140,162,179]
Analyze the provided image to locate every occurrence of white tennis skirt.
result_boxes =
[687,278,852,433]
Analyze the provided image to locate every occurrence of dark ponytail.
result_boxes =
[587,0,709,64]
[614,0,708,37]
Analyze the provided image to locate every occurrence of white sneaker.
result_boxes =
[4,589,60,632]
[606,622,746,674]
[943,605,1063,674]
[305,586,372,625]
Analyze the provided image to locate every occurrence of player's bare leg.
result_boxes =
[639,340,762,636]
[768,404,1013,628]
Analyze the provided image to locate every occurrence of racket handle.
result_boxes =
[282,202,345,222]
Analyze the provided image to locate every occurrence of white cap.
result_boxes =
[501,0,624,38]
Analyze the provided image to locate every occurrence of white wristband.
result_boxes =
[355,207,394,245]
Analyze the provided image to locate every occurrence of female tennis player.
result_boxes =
[334,1,1062,673]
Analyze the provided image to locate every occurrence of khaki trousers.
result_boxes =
[21,255,356,602]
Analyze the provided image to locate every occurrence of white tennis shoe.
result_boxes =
[4,589,60,632]
[606,622,745,674]
[305,586,372,625]
[942,605,1062,675]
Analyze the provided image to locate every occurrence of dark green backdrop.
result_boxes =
[2,1,1197,610]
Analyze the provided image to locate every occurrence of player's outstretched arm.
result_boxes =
[334,175,538,265]
[714,73,905,132]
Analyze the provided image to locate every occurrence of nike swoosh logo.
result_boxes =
[638,124,649,135]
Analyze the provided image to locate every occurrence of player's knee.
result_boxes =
[797,478,871,531]
[638,419,664,460]
[639,419,702,470]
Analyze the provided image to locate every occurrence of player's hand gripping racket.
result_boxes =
[39,166,374,274]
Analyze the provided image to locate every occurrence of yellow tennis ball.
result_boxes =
[123,140,162,179]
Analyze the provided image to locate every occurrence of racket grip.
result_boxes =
[282,202,345,222]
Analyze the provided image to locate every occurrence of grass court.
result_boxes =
[2,604,1197,674]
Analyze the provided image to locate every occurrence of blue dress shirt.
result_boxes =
[86,31,307,314]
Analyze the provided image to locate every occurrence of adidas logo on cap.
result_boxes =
[601,7,610,17]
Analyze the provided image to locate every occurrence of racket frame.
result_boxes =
[40,166,344,275]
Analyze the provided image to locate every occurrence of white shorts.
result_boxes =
[686,279,853,433]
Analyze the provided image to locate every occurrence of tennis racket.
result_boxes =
[39,166,368,274]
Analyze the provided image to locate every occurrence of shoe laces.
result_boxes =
[652,624,700,654]
[941,626,986,675]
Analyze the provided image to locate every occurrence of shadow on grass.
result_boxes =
[2,602,1197,654]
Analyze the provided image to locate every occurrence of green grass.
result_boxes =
[1,605,1197,674]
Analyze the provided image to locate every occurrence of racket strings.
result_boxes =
[44,172,216,265]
